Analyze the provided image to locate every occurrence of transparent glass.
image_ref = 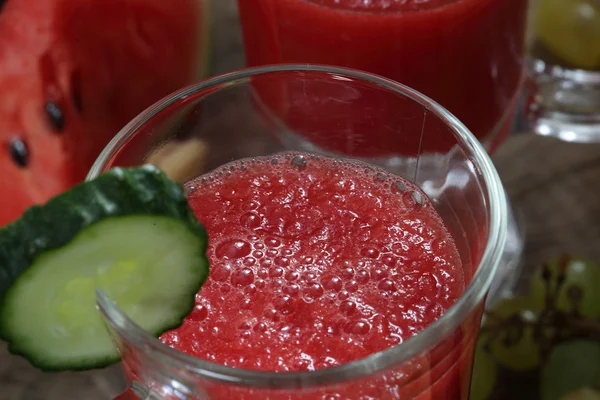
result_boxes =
[87,65,508,400]
[236,0,530,153]
[527,0,600,142]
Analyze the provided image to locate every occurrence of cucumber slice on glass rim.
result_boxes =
[0,165,209,371]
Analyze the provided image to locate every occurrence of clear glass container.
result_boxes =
[527,0,600,142]
[87,65,508,400]
[236,0,530,153]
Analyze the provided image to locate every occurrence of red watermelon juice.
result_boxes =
[237,0,529,154]
[157,152,473,399]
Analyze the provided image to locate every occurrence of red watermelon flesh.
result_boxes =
[0,0,209,226]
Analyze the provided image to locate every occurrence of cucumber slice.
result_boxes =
[0,165,209,371]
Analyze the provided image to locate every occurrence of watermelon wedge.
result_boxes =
[0,0,210,226]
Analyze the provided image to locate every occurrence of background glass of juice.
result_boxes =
[236,0,530,154]
[527,0,600,142]
[88,65,508,400]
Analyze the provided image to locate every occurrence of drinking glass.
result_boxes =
[527,0,600,142]
[87,65,508,400]
[236,0,530,153]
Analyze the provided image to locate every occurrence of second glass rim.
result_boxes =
[89,64,508,389]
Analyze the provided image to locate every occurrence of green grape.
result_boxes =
[541,340,600,400]
[530,257,600,318]
[483,296,541,372]
[470,342,497,400]
[536,0,600,69]
[561,388,600,400]
[488,324,540,372]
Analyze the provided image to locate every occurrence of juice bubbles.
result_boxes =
[159,152,470,399]
[237,0,529,154]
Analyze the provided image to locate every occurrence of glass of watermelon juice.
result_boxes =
[88,65,508,400]
[237,0,530,155]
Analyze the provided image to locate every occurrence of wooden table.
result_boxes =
[3,1,600,398]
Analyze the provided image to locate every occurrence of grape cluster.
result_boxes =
[470,255,600,400]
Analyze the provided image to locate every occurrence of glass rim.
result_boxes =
[90,64,508,389]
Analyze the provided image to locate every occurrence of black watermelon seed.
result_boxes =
[10,138,29,168]
[45,101,65,132]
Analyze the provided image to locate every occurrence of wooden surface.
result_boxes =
[3,0,600,399]
[493,134,600,282]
